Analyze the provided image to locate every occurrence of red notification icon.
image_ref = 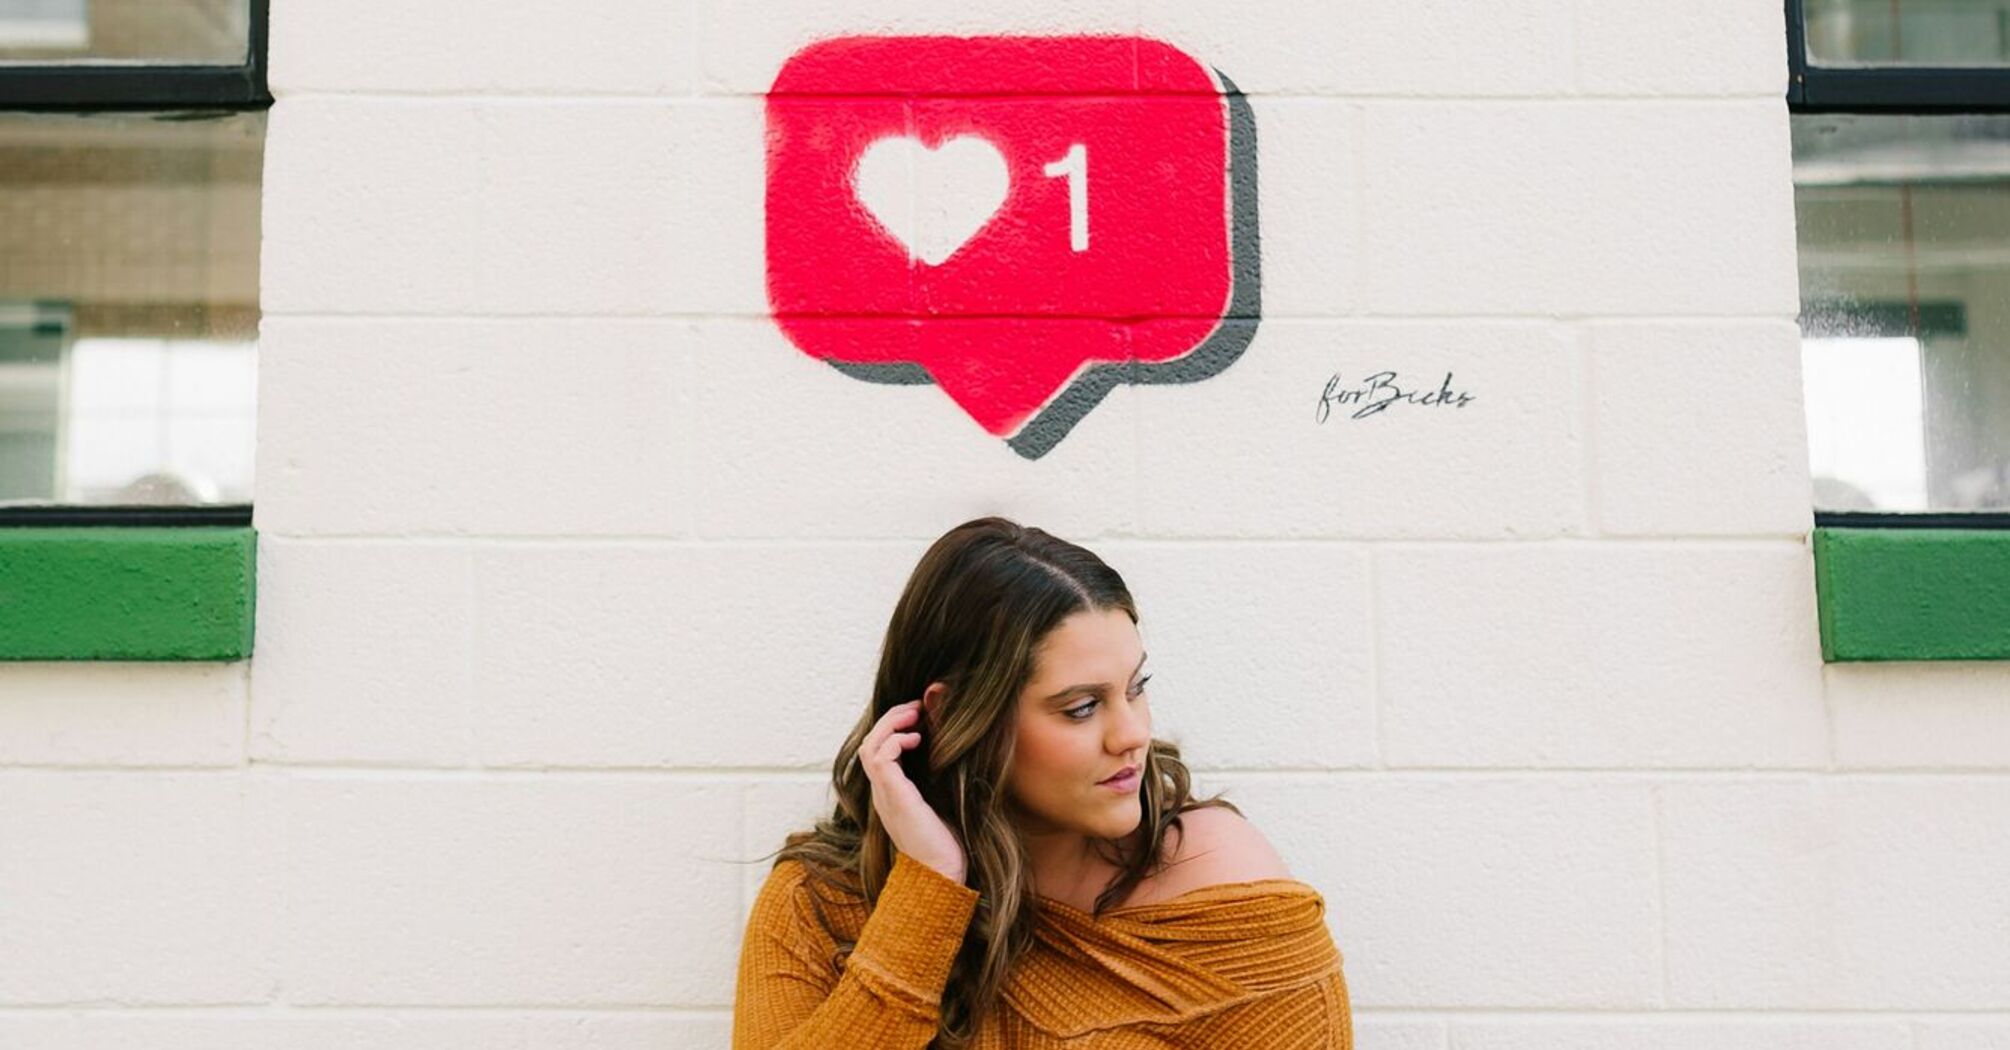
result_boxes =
[765,36,1258,459]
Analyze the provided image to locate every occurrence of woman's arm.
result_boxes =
[732,853,979,1050]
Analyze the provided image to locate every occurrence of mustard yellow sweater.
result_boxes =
[733,852,1353,1048]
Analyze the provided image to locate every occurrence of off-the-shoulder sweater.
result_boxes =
[732,851,1353,1048]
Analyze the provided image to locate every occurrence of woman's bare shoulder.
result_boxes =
[1109,800,1294,905]
[1135,806,1295,904]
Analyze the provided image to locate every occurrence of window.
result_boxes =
[1789,0,2010,660]
[0,1,266,661]
[0,0,266,525]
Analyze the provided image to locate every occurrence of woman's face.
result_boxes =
[1004,606,1153,842]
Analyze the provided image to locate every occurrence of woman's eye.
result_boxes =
[1064,676,1150,721]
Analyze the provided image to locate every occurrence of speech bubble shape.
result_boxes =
[765,36,1259,459]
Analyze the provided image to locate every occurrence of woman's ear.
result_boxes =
[920,681,949,728]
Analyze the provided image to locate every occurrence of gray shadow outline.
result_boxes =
[825,69,1261,461]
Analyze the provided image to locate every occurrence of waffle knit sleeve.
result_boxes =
[732,852,980,1050]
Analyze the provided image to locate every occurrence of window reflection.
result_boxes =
[1802,336,1928,511]
[1794,113,2010,513]
[1806,0,2010,68]
[0,0,248,66]
[0,110,261,507]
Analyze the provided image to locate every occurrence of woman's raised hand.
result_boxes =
[859,700,968,885]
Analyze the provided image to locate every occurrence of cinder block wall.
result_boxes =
[5,2,2009,1048]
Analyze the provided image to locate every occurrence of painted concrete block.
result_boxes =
[1662,780,2010,1008]
[0,773,277,1004]
[261,100,488,315]
[1917,1021,2010,1050]
[1104,541,1377,768]
[249,539,472,766]
[477,100,765,317]
[1589,321,1814,537]
[470,543,911,768]
[1360,101,1799,316]
[270,0,693,95]
[0,1013,730,1049]
[740,777,838,921]
[1575,0,1787,97]
[1252,100,1362,318]
[686,320,1143,539]
[255,319,694,537]
[280,777,742,1007]
[1219,776,1662,1008]
[1142,0,1575,97]
[697,0,1142,96]
[1827,663,2010,769]
[1356,1020,1449,1050]
[0,664,243,767]
[1135,321,1585,538]
[1450,1020,1910,1050]
[1377,543,1828,768]
[263,100,766,318]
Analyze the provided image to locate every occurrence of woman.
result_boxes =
[733,517,1353,1049]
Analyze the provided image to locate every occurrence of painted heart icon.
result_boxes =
[853,135,1010,266]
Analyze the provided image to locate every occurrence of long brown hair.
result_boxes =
[771,516,1236,1048]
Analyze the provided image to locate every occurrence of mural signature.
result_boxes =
[1316,371,1476,422]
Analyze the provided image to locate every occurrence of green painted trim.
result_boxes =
[0,527,254,661]
[1813,527,2010,661]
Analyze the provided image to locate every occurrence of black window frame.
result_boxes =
[1787,0,2010,530]
[0,0,269,528]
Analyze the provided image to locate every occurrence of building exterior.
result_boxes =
[1,2,2006,1047]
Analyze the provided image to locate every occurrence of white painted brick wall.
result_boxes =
[1920,1021,2010,1050]
[1357,102,1800,317]
[1827,664,2010,769]
[1375,542,1830,768]
[6,1,2009,1046]
[1220,775,1664,1008]
[1588,320,1815,537]
[271,0,697,96]
[697,0,1142,95]
[279,777,741,1006]
[0,773,278,1005]
[1135,321,1586,538]
[1450,1020,1911,1050]
[1661,779,2010,1008]
[255,319,697,536]
[0,666,244,767]
[262,100,768,318]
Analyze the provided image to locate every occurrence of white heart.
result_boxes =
[853,135,1010,266]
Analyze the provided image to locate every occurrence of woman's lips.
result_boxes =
[1099,767,1140,791]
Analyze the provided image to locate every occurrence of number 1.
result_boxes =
[1042,143,1088,252]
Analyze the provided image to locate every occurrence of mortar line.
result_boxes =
[1579,323,1602,537]
[462,545,480,770]
[1367,548,1387,770]
[7,1004,2007,1018]
[1652,785,1671,1007]
[247,535,1819,547]
[7,766,2006,781]
[256,312,1811,324]
[270,90,1788,103]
